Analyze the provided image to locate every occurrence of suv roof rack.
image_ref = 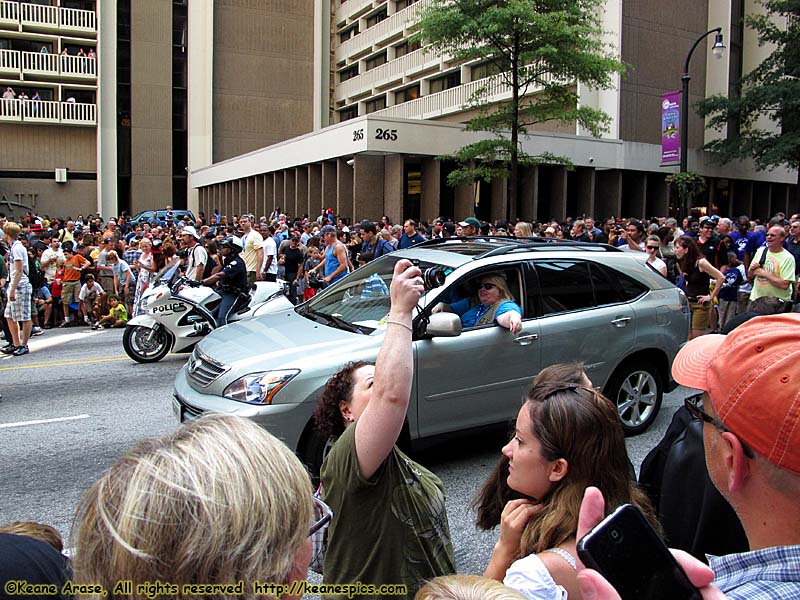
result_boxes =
[408,236,622,258]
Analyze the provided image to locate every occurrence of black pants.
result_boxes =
[285,272,298,304]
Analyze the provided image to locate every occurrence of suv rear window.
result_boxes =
[531,259,646,316]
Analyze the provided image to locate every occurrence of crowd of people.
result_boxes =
[1,255,798,599]
[2,206,799,357]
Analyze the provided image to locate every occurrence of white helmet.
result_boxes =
[220,235,243,252]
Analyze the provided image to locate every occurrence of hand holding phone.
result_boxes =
[577,503,702,600]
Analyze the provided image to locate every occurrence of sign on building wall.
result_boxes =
[661,92,681,166]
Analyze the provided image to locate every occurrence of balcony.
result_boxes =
[0,1,95,36]
[374,73,545,120]
[20,2,58,32]
[0,98,95,125]
[21,50,59,78]
[0,0,18,28]
[335,46,442,103]
[335,0,376,24]
[335,0,431,64]
[0,49,96,81]
[59,6,95,34]
[60,54,96,79]
[0,47,19,76]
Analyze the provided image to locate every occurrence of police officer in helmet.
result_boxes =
[194,236,248,325]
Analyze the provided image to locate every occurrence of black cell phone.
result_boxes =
[577,504,702,600]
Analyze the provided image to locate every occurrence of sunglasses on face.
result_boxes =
[478,282,497,291]
[310,495,333,537]
[646,245,659,250]
[684,394,754,458]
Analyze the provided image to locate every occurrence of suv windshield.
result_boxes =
[302,256,450,333]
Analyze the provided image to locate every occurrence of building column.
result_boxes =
[354,155,385,221]
[384,155,404,225]
[264,173,274,217]
[187,0,213,215]
[576,168,595,219]
[731,180,753,218]
[322,161,337,218]
[309,164,323,219]
[546,166,568,222]
[296,167,309,219]
[491,177,507,223]
[96,0,117,218]
[595,170,622,220]
[284,169,297,218]
[337,158,354,221]
[454,183,474,220]
[273,171,285,214]
[519,166,538,223]
[421,158,440,223]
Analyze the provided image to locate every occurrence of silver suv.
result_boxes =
[173,238,689,474]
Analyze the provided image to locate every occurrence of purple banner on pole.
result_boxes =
[661,91,681,165]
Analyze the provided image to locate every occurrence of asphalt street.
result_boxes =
[0,326,690,578]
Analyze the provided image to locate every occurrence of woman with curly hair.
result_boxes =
[483,382,656,599]
[313,260,455,599]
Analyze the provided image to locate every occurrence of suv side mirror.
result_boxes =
[423,312,462,337]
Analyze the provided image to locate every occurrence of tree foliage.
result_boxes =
[415,0,624,212]
[697,0,800,178]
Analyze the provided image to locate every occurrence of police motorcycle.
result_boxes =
[122,259,289,363]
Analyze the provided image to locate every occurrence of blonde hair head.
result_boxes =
[480,273,514,303]
[71,414,312,595]
[514,222,533,237]
[415,575,528,600]
[3,221,21,239]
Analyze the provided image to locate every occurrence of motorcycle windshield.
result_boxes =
[157,262,181,286]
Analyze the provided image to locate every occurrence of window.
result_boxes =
[532,260,595,315]
[395,84,420,104]
[396,0,418,10]
[532,260,646,316]
[429,71,461,93]
[394,39,420,58]
[339,65,359,82]
[339,25,358,43]
[471,61,502,80]
[365,95,386,113]
[365,51,387,71]
[338,106,358,122]
[366,8,387,28]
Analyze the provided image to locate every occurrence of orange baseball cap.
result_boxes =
[672,313,800,474]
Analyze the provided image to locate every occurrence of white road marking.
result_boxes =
[26,330,103,352]
[0,414,90,429]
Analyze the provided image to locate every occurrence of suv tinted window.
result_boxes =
[531,260,647,315]
[533,260,594,315]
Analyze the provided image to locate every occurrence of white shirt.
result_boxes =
[40,247,65,282]
[504,553,570,600]
[185,243,208,279]
[78,281,103,301]
[261,236,278,275]
[8,240,29,284]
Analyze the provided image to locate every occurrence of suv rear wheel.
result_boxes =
[605,360,663,435]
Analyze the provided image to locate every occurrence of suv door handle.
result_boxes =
[514,333,539,345]
[611,317,631,327]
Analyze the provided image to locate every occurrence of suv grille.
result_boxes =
[187,347,229,387]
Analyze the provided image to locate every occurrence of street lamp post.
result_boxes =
[680,28,725,217]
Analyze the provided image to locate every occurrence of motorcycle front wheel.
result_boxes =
[122,325,173,363]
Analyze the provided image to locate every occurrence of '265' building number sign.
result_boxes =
[352,127,399,142]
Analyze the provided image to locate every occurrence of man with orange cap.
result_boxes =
[577,314,800,599]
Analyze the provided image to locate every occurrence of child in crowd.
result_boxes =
[33,284,53,329]
[91,294,128,329]
[50,267,63,327]
[718,251,746,329]
[303,246,322,301]
[78,274,104,325]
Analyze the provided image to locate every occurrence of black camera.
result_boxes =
[410,259,446,290]
[175,248,189,259]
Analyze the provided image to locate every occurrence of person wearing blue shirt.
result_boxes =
[435,273,522,333]
[398,219,426,250]
[310,225,349,287]
[730,216,763,265]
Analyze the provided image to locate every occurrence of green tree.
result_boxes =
[415,0,624,217]
[697,0,800,200]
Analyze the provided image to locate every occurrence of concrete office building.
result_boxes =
[0,0,316,220]
[191,0,799,224]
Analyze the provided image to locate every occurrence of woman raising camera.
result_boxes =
[313,260,455,599]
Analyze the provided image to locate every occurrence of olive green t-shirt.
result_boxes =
[321,423,455,600]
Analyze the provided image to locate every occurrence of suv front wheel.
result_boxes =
[605,360,663,435]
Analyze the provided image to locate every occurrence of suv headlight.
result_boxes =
[222,369,300,404]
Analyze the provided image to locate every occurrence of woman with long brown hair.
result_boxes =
[483,381,656,599]
[674,235,724,340]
